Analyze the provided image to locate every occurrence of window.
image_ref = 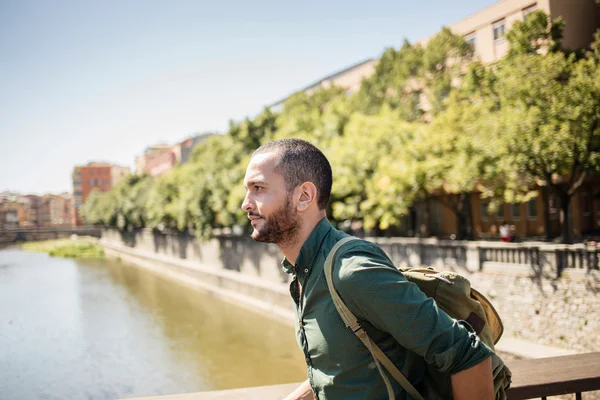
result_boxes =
[465,32,476,49]
[512,203,521,220]
[582,193,591,216]
[481,200,489,221]
[493,19,506,41]
[527,198,537,220]
[88,179,94,186]
[523,4,538,19]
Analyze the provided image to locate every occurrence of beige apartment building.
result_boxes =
[269,59,377,111]
[271,0,599,107]
[442,0,600,63]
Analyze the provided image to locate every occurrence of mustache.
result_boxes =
[248,212,262,218]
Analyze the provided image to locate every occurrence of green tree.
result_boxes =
[494,50,600,243]
[505,10,564,57]
[145,167,185,231]
[81,189,117,228]
[185,134,249,237]
[356,41,424,120]
[328,105,420,231]
[111,174,154,231]
[420,27,474,116]
[274,87,349,144]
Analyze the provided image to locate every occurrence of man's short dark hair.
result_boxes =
[253,138,332,210]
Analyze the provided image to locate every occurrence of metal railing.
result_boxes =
[479,244,600,277]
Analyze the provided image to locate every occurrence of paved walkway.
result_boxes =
[496,336,577,359]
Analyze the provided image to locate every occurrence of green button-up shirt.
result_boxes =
[282,218,493,400]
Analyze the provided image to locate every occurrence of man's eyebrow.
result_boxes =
[244,180,266,188]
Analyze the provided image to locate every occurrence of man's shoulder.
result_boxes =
[333,237,396,276]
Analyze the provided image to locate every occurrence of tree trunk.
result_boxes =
[541,186,552,241]
[464,194,474,240]
[423,199,431,237]
[559,193,573,244]
[409,206,417,237]
[456,193,467,240]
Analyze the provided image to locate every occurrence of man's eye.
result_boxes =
[255,186,263,192]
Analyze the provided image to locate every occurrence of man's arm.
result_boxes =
[282,379,313,400]
[451,356,494,400]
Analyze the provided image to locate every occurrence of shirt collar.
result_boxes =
[281,217,332,276]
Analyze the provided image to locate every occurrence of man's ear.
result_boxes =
[296,182,318,212]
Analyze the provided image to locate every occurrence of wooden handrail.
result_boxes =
[124,353,600,399]
[507,352,600,399]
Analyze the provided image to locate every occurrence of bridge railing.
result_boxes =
[0,226,102,246]
[507,352,600,399]
[123,352,600,400]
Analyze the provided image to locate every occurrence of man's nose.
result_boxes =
[241,192,254,211]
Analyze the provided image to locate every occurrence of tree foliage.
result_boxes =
[81,15,600,243]
[506,10,564,57]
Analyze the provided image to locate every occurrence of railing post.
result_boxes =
[556,248,565,278]
[479,247,485,271]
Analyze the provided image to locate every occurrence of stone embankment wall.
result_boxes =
[101,229,600,353]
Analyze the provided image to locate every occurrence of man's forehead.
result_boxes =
[250,151,278,167]
[244,152,279,181]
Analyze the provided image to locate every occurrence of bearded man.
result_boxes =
[242,138,494,400]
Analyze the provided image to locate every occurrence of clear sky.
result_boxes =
[0,0,498,195]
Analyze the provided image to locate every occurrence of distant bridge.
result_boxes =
[0,226,102,247]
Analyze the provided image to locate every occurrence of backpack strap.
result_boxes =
[324,237,425,400]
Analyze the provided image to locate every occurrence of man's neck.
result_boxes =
[278,212,326,265]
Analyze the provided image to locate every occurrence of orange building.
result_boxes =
[72,162,130,225]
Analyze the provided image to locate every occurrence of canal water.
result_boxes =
[0,248,305,400]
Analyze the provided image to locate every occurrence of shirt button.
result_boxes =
[299,321,303,327]
[304,268,309,273]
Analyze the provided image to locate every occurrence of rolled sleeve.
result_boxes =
[334,244,493,375]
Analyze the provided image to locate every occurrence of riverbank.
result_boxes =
[100,239,295,326]
[99,236,591,360]
[21,238,104,258]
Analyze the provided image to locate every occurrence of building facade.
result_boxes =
[135,144,172,175]
[179,133,215,164]
[439,0,600,63]
[0,193,74,229]
[39,194,73,227]
[137,133,215,177]
[269,59,377,112]
[72,162,131,225]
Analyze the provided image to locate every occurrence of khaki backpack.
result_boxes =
[324,237,512,400]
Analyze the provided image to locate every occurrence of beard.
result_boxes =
[250,195,301,246]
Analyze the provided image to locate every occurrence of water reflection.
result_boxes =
[0,249,305,400]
